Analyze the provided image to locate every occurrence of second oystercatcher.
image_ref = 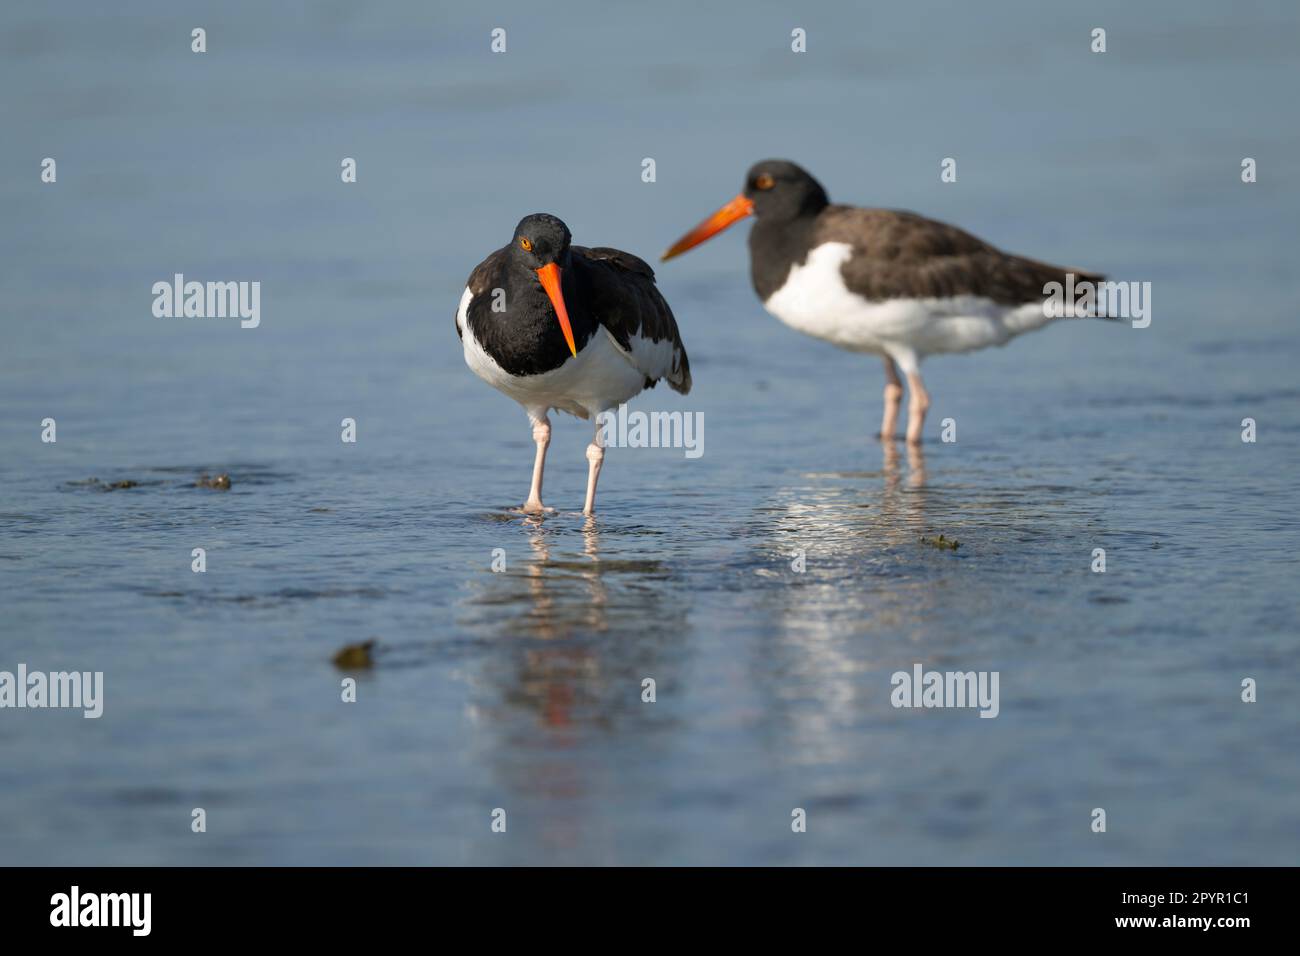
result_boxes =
[662,160,1108,444]
[456,213,691,515]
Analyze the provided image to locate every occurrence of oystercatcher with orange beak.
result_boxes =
[457,213,691,515]
[662,160,1107,445]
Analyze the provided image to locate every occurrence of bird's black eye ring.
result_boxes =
[755,173,776,190]
[519,237,533,252]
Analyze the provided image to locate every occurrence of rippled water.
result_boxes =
[2,0,1298,864]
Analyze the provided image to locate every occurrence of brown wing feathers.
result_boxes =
[820,207,1102,305]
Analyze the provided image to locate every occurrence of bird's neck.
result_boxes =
[749,211,822,302]
[467,258,595,375]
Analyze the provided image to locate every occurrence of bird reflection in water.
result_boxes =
[746,440,940,767]
[466,514,684,731]
[883,439,927,493]
[464,515,686,858]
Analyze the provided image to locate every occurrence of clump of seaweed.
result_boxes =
[332,640,376,669]
[69,478,139,494]
[920,534,960,551]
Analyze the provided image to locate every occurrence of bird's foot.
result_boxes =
[519,500,554,515]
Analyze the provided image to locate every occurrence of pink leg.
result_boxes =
[880,357,903,441]
[582,424,605,516]
[522,416,552,513]
[905,370,930,446]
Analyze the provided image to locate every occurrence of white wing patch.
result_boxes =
[601,325,682,386]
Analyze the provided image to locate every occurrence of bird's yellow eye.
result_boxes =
[755,173,776,190]
[519,237,533,252]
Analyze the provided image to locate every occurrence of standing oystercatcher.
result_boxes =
[662,160,1107,444]
[456,213,691,515]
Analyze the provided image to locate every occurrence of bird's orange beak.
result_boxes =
[535,263,576,357]
[661,194,754,261]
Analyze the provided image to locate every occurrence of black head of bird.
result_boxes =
[511,213,577,356]
[661,159,830,260]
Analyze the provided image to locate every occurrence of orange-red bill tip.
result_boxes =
[535,263,577,357]
[661,194,754,261]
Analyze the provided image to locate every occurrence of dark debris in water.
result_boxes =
[67,471,238,493]
[332,640,376,669]
[920,534,961,551]
[66,477,141,491]
[134,586,388,607]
